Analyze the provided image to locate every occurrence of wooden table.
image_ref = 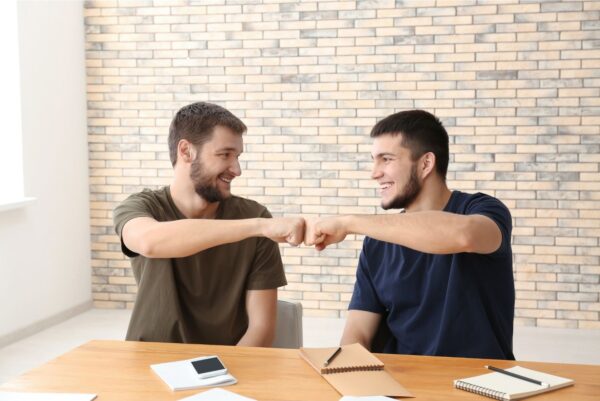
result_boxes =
[1,340,598,400]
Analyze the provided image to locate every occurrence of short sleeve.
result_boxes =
[113,192,156,258]
[348,239,386,314]
[245,208,287,290]
[466,194,512,257]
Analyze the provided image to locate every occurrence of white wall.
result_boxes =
[0,1,91,341]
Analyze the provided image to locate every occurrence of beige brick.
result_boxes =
[537,319,578,329]
[557,310,599,321]
[303,309,340,318]
[579,321,600,329]
[93,301,126,309]
[515,309,556,319]
[432,15,472,25]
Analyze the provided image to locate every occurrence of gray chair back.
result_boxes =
[272,299,303,348]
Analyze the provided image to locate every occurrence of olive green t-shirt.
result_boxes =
[113,186,287,345]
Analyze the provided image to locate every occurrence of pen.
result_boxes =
[485,365,549,387]
[323,347,342,367]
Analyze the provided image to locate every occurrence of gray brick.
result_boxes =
[537,172,580,181]
[300,29,337,38]
[476,70,518,80]
[536,154,578,163]
[558,292,598,302]
[558,274,600,284]
[300,11,338,20]
[541,2,583,12]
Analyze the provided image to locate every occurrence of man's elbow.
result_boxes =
[127,235,159,258]
[460,219,501,254]
[458,229,478,253]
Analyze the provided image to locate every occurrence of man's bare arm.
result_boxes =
[123,216,305,258]
[237,289,277,347]
[340,310,382,350]
[306,211,502,255]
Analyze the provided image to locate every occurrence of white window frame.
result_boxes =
[0,1,34,212]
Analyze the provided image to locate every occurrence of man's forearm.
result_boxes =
[133,218,265,258]
[345,211,479,254]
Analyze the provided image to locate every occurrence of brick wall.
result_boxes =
[85,0,600,328]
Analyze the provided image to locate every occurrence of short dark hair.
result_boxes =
[168,102,247,166]
[370,109,449,179]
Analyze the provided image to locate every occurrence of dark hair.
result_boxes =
[370,109,449,179]
[168,102,247,166]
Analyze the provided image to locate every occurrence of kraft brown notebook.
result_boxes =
[299,343,413,398]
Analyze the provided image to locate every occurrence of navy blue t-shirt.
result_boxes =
[349,191,515,359]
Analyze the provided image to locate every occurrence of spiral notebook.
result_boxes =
[299,343,413,397]
[454,366,574,400]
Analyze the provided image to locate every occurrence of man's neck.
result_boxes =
[169,178,220,219]
[405,180,452,213]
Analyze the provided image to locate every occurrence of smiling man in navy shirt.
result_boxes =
[305,110,515,359]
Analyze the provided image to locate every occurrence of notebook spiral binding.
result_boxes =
[455,380,508,401]
[324,365,383,374]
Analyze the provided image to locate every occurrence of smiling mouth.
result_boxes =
[219,175,233,184]
[379,182,392,193]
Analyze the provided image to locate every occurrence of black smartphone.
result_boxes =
[191,356,227,379]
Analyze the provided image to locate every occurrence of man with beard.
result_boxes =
[113,102,304,346]
[305,110,515,359]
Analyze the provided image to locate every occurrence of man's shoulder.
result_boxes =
[121,186,168,203]
[135,186,169,199]
[453,190,497,203]
[449,190,508,213]
[113,187,171,235]
[115,186,171,217]
[117,187,168,209]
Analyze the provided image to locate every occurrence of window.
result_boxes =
[0,1,33,211]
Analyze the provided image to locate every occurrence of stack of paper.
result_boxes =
[151,356,237,391]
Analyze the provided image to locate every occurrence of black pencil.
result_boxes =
[485,365,549,387]
[323,347,342,367]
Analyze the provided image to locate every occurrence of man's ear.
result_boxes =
[420,152,436,179]
[178,140,194,163]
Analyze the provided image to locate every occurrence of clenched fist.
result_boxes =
[304,216,349,251]
[261,217,306,246]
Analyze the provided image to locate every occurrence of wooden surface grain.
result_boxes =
[1,340,598,400]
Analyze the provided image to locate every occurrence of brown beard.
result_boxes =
[190,157,226,203]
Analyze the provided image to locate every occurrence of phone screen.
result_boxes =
[191,357,225,375]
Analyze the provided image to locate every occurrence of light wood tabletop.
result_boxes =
[1,340,598,400]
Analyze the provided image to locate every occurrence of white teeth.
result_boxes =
[219,176,232,183]
[380,183,391,190]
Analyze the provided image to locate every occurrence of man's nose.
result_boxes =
[371,162,382,180]
[230,158,242,176]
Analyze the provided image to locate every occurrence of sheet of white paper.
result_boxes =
[0,392,96,401]
[151,356,237,391]
[179,388,256,401]
[339,396,397,401]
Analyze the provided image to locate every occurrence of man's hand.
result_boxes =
[261,217,306,246]
[304,216,349,251]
